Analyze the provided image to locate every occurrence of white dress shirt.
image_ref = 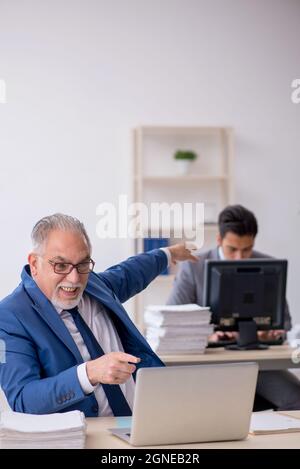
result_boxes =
[57,295,135,416]
[54,247,171,417]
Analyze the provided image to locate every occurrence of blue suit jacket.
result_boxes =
[0,249,166,416]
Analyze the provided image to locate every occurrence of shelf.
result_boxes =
[137,126,232,136]
[133,124,234,330]
[140,175,228,183]
[203,223,218,230]
[141,223,218,235]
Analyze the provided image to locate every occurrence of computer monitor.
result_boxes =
[203,259,288,350]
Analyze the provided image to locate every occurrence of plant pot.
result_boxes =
[175,159,192,175]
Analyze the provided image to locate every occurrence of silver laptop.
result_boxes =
[110,362,258,446]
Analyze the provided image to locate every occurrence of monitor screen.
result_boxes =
[203,259,287,345]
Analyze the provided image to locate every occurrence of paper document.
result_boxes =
[146,304,210,313]
[144,303,212,354]
[0,410,86,449]
[250,411,300,435]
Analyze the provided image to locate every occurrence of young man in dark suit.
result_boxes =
[167,204,300,411]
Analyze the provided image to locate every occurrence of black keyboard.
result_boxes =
[207,339,236,348]
[260,337,284,346]
[207,336,284,348]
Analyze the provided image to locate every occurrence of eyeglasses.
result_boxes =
[48,259,95,275]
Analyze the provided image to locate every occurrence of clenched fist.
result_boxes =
[86,352,140,386]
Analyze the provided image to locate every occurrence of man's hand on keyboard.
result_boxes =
[209,331,238,342]
[257,330,285,341]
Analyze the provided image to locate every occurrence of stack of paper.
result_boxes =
[250,411,300,435]
[144,304,213,354]
[0,410,86,449]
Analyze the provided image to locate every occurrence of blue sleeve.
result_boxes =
[0,313,86,414]
[99,249,168,304]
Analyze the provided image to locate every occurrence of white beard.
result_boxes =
[51,295,83,310]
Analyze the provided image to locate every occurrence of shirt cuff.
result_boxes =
[160,247,171,267]
[77,363,97,395]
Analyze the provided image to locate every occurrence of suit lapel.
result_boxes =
[32,303,84,363]
[210,247,220,260]
[85,273,148,348]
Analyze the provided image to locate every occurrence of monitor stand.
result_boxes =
[226,320,269,350]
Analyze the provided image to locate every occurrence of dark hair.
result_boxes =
[218,205,258,239]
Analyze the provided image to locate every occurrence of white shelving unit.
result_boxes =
[132,125,234,332]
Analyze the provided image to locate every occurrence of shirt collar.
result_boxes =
[54,305,64,315]
[218,246,225,260]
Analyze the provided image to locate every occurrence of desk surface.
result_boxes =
[85,411,300,449]
[159,345,300,370]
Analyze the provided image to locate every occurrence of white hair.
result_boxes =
[31,213,92,254]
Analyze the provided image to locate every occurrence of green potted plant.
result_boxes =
[174,150,198,175]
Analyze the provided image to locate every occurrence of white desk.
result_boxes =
[85,411,300,449]
[159,345,300,370]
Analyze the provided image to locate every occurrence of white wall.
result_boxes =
[0,0,299,320]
